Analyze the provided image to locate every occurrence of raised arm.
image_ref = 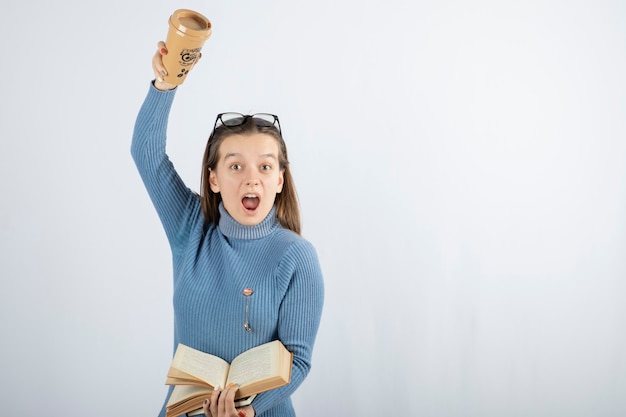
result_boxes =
[130,44,202,251]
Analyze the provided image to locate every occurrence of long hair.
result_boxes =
[199,118,301,235]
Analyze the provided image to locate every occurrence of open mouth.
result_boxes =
[242,194,260,211]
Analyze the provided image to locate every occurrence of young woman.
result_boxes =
[131,42,324,417]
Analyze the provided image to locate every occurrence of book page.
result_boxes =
[167,385,209,407]
[226,341,280,387]
[171,344,230,387]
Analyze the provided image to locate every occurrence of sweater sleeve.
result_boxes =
[252,239,325,415]
[131,82,202,252]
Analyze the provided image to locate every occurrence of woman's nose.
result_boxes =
[245,177,260,186]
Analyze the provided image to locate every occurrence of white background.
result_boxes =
[1,1,625,416]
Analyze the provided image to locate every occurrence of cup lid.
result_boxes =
[169,9,212,38]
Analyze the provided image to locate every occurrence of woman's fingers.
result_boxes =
[209,385,221,416]
[205,383,244,416]
[203,398,211,417]
[157,40,167,54]
[152,41,167,78]
[151,41,176,90]
[222,383,240,416]
[222,382,239,401]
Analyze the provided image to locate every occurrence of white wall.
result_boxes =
[1,1,625,416]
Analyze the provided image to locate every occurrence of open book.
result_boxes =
[165,340,293,417]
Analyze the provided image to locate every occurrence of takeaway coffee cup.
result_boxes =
[162,9,212,85]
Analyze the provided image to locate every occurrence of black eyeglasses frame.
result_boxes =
[212,112,282,137]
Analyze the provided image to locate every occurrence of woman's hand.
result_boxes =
[202,384,255,417]
[151,40,202,91]
[152,41,176,91]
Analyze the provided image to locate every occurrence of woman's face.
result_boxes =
[209,133,284,226]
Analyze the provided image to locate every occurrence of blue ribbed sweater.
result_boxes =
[131,83,324,417]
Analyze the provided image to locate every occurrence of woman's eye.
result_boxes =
[261,164,272,171]
[230,164,242,170]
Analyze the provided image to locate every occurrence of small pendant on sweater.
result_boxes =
[242,288,254,332]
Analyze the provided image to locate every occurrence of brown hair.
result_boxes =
[199,119,301,235]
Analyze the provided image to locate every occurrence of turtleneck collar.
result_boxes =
[218,203,280,240]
